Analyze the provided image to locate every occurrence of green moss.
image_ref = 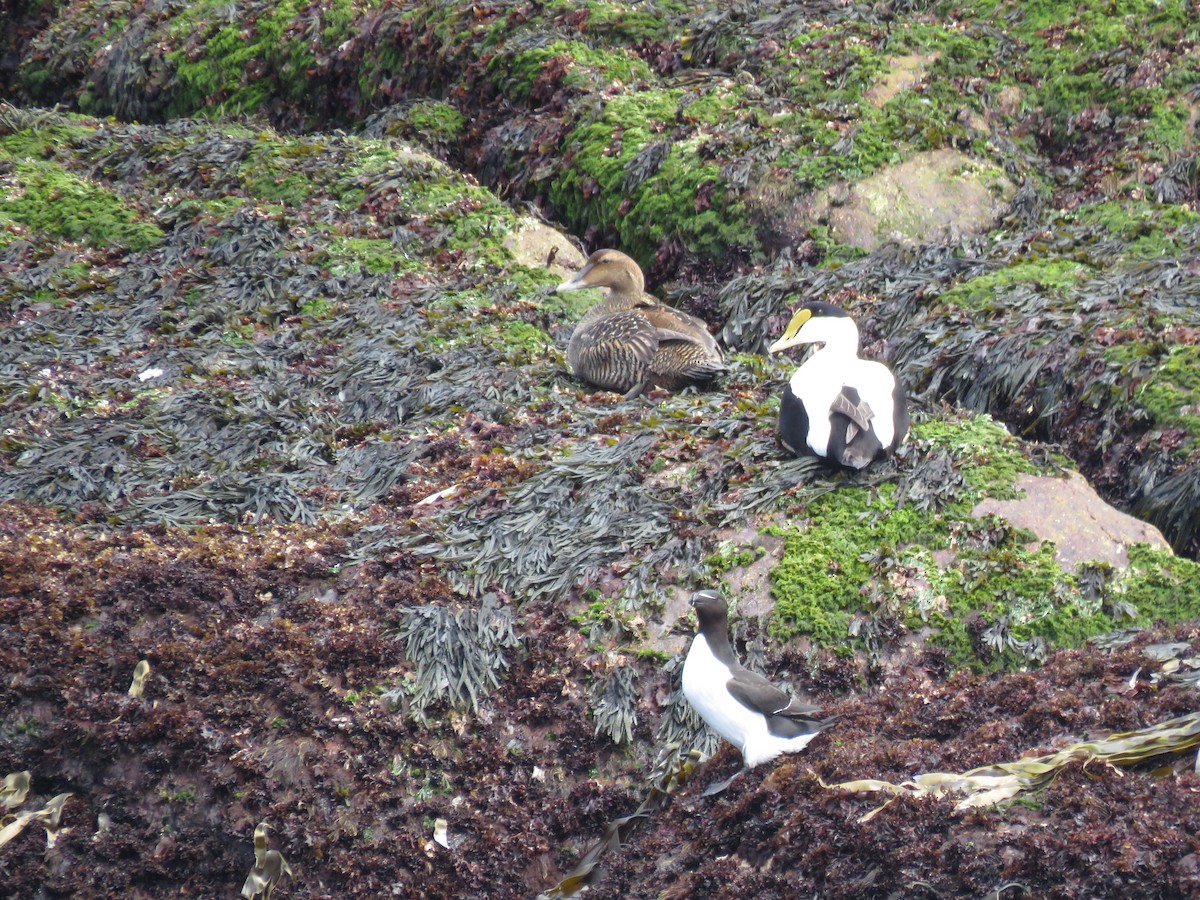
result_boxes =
[322,0,379,41]
[1101,340,1200,458]
[191,196,247,220]
[1119,544,1200,622]
[765,410,1096,668]
[931,537,1200,670]
[665,20,982,206]
[332,137,531,268]
[783,24,888,104]
[167,0,291,116]
[930,534,1102,670]
[498,320,554,365]
[0,159,163,250]
[298,296,334,319]
[165,0,370,117]
[0,122,97,160]
[367,101,467,153]
[769,491,1119,670]
[407,101,466,143]
[763,405,1198,670]
[548,90,756,261]
[706,542,759,575]
[243,167,314,206]
[1065,200,1200,259]
[877,83,981,155]
[764,23,991,187]
[908,414,1045,508]
[1128,346,1200,447]
[772,0,1194,200]
[393,174,518,256]
[328,237,419,275]
[769,484,947,645]
[939,260,1093,314]
[497,41,651,104]
[528,270,595,322]
[570,594,647,647]
[939,0,1197,153]
[574,1,685,44]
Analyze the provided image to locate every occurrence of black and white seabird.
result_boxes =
[682,590,834,791]
[768,301,908,469]
[556,249,726,398]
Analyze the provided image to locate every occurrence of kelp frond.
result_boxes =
[824,710,1200,822]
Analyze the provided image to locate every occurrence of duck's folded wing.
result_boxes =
[640,306,722,356]
[568,311,659,393]
[727,673,829,738]
[656,341,729,380]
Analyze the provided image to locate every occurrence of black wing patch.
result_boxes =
[779,383,813,458]
[727,673,832,739]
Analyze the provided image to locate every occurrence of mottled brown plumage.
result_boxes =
[557,249,725,397]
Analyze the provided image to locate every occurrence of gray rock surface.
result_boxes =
[974,470,1172,569]
[797,149,1015,251]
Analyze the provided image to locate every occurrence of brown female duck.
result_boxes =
[556,249,726,397]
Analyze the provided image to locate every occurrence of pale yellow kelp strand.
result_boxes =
[823,710,1200,822]
[241,822,292,900]
[128,660,151,698]
[0,774,71,854]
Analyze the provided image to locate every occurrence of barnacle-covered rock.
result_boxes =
[792,149,1015,251]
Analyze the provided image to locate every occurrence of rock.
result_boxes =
[644,530,785,656]
[863,53,940,109]
[795,149,1015,251]
[502,216,586,280]
[972,471,1172,570]
[995,84,1024,118]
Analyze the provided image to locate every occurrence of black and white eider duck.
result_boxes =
[556,249,726,398]
[682,590,834,792]
[767,301,909,469]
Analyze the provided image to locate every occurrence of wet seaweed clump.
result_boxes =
[415,434,677,603]
[391,592,522,720]
[591,663,639,746]
[0,108,565,530]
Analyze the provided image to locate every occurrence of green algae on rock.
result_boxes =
[762,412,1200,671]
[0,108,572,526]
[0,158,163,251]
